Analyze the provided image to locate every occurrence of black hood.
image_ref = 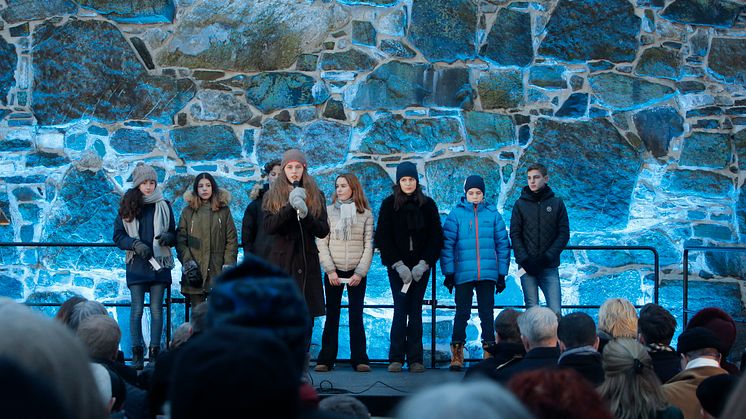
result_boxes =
[520,185,555,202]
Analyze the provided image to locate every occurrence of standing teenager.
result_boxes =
[176,173,238,309]
[241,159,281,261]
[113,163,176,369]
[440,175,510,371]
[510,163,570,315]
[315,173,374,373]
[375,161,443,373]
[263,149,330,335]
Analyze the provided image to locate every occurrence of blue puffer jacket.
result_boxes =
[440,198,511,285]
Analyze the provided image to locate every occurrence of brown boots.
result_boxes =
[482,341,495,359]
[450,342,464,371]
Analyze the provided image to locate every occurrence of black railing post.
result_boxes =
[653,248,660,304]
[683,249,689,326]
[430,266,437,369]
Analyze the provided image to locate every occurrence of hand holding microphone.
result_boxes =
[289,181,308,219]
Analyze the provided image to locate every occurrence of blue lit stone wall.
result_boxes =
[0,0,744,362]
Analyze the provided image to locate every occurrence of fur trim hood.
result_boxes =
[249,183,268,200]
[183,189,231,209]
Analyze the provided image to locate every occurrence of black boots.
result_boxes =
[132,346,145,370]
[149,345,160,364]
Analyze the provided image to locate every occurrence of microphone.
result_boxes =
[292,181,300,219]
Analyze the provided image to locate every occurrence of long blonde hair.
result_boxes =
[332,173,371,213]
[262,167,324,218]
[598,298,638,338]
[598,338,668,419]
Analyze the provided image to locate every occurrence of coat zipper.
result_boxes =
[474,204,481,281]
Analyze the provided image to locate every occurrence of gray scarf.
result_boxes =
[122,188,174,269]
[333,199,357,241]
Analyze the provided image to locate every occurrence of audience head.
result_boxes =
[598,298,638,339]
[395,380,534,419]
[68,300,108,332]
[171,322,193,348]
[517,307,558,349]
[599,338,667,419]
[719,372,746,419]
[677,327,723,363]
[558,312,598,351]
[319,395,370,419]
[55,295,87,325]
[169,325,300,419]
[494,308,522,343]
[509,369,613,419]
[0,356,72,419]
[686,308,736,356]
[208,254,311,373]
[696,374,738,419]
[0,299,106,419]
[638,303,677,346]
[190,299,209,336]
[76,315,121,361]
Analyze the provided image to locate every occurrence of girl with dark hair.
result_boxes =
[113,163,176,369]
[176,173,238,309]
[375,161,443,373]
[241,159,281,261]
[315,173,374,372]
[263,149,330,327]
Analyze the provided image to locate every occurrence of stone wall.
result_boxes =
[0,0,744,360]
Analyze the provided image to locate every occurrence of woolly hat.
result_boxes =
[686,307,737,354]
[396,161,419,183]
[169,325,300,419]
[677,326,724,354]
[464,175,486,194]
[131,163,157,187]
[208,254,311,373]
[281,149,307,168]
[696,373,738,417]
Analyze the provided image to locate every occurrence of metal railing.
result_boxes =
[1,242,660,368]
[682,245,746,325]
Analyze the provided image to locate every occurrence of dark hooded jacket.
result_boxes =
[510,185,570,270]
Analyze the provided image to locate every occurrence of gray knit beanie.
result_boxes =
[131,163,157,187]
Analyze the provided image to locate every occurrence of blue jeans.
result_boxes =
[388,267,428,365]
[452,281,495,344]
[520,268,561,314]
[129,283,166,348]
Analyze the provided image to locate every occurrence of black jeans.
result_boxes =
[452,280,495,343]
[317,270,369,368]
[388,267,429,365]
[129,283,166,349]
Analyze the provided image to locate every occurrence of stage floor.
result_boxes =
[310,364,466,416]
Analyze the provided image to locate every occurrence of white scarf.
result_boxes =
[334,199,357,241]
[122,188,174,269]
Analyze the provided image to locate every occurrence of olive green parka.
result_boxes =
[176,189,238,295]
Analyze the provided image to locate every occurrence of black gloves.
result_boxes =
[444,274,455,294]
[132,240,153,260]
[155,232,176,247]
[495,275,506,294]
[520,258,542,276]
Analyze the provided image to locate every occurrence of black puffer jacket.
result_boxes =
[241,184,273,261]
[509,185,570,270]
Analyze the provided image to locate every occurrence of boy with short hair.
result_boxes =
[510,163,570,314]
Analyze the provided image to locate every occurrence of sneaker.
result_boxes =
[387,362,403,372]
[409,362,425,373]
[355,364,371,372]
[314,364,330,372]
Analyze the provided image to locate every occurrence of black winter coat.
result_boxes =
[490,346,561,383]
[558,351,605,386]
[113,202,176,287]
[510,186,570,270]
[375,195,444,269]
[264,196,330,318]
[241,184,274,262]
